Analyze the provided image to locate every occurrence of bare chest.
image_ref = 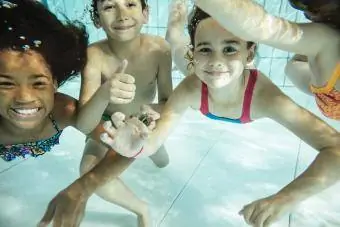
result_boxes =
[101,56,159,115]
[101,56,158,89]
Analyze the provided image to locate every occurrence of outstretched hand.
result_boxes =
[37,182,89,227]
[100,105,160,158]
[168,0,188,28]
[239,193,296,227]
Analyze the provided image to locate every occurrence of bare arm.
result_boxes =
[76,47,110,134]
[157,40,173,105]
[102,76,198,158]
[140,76,198,157]
[194,0,339,58]
[284,54,313,95]
[263,85,340,203]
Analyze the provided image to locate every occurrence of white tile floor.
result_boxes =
[0,87,339,227]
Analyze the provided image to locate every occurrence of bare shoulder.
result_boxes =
[251,71,288,117]
[141,34,171,54]
[175,74,201,102]
[82,40,108,79]
[182,74,201,92]
[254,71,281,95]
[86,39,110,60]
[87,40,105,56]
[52,92,78,130]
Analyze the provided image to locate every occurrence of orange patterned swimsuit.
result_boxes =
[310,63,340,120]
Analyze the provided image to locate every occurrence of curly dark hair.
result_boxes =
[90,0,148,26]
[0,0,89,87]
[289,0,340,29]
[186,7,256,69]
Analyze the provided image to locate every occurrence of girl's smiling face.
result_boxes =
[193,18,254,88]
[0,50,56,130]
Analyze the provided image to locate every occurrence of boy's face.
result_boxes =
[96,0,149,41]
[0,50,56,130]
[193,18,253,89]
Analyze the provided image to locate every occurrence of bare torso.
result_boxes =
[95,34,168,115]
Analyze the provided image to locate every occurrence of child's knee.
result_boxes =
[149,147,170,168]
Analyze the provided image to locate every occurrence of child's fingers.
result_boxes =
[103,121,116,136]
[117,74,135,84]
[115,59,128,73]
[141,105,160,120]
[111,112,126,128]
[147,120,156,131]
[100,133,115,147]
[110,97,134,104]
[128,118,150,136]
[114,80,136,91]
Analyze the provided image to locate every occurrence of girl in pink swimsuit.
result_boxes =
[101,6,340,227]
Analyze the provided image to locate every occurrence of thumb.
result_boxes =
[115,59,128,73]
[37,198,57,227]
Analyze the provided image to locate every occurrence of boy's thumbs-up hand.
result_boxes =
[108,59,136,104]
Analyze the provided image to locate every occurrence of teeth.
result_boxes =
[13,108,39,115]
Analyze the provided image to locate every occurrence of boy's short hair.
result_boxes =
[0,0,89,86]
[90,0,148,26]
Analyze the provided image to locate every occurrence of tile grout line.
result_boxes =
[288,139,303,227]
[157,132,226,226]
[0,159,28,174]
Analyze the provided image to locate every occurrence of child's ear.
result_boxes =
[247,43,256,63]
[94,19,102,29]
[53,80,58,93]
[185,48,195,70]
[142,6,150,24]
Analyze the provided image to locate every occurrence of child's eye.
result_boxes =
[127,2,136,8]
[0,82,15,89]
[198,48,211,54]
[104,5,115,10]
[33,81,48,88]
[223,46,237,54]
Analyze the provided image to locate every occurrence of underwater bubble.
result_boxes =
[19,36,26,40]
[22,45,30,51]
[33,40,42,47]
[2,1,17,9]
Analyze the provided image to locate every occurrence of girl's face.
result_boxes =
[0,50,56,130]
[193,18,254,88]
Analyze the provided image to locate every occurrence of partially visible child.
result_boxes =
[78,0,173,225]
[101,6,340,227]
[284,0,339,97]
[193,0,340,120]
[165,0,191,75]
[0,0,133,226]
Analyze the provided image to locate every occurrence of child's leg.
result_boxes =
[79,139,151,227]
[284,54,313,95]
[149,145,169,168]
[95,178,151,227]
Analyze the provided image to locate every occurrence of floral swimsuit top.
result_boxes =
[0,115,63,162]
